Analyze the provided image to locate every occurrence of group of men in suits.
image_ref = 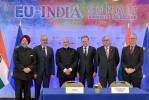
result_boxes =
[55,34,143,89]
[13,33,144,100]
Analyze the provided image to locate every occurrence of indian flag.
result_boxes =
[0,31,9,89]
[125,23,131,46]
[118,23,131,80]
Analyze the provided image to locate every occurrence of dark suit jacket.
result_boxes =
[96,46,119,78]
[13,46,36,80]
[33,45,55,78]
[56,47,77,78]
[77,46,97,76]
[121,45,144,78]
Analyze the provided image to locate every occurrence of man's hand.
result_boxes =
[23,67,31,73]
[125,68,136,74]
[65,69,71,75]
[93,72,96,78]
[77,72,79,77]
[129,68,136,73]
[34,74,37,79]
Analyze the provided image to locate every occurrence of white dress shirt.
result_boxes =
[104,46,109,58]
[83,46,89,56]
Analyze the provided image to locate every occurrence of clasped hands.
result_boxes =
[23,67,32,73]
[125,67,136,74]
[63,68,72,75]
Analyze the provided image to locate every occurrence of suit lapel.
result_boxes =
[126,46,131,55]
[102,46,108,60]
[46,47,49,57]
[131,45,137,55]
[40,45,43,53]
[81,46,84,55]
[87,46,91,57]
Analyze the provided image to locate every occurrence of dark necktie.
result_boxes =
[42,47,46,56]
[130,46,134,54]
[84,47,87,56]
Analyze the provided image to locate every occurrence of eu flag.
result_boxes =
[8,23,23,89]
[142,25,149,91]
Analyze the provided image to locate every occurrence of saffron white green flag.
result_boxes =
[0,31,9,89]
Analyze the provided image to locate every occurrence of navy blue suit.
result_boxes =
[77,46,97,88]
[33,45,55,100]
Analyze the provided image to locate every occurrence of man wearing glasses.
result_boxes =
[121,33,144,88]
[96,35,119,87]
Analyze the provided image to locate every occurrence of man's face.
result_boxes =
[129,34,137,45]
[41,36,48,46]
[102,37,110,47]
[63,39,69,48]
[21,38,28,48]
[82,37,89,47]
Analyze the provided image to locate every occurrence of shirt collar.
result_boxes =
[104,46,110,49]
[63,47,69,49]
[130,45,136,48]
[41,45,47,49]
[83,46,89,49]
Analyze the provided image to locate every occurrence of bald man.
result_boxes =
[96,36,119,87]
[56,38,77,87]
[121,33,144,88]
[33,35,55,100]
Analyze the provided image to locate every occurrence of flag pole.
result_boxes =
[19,20,22,27]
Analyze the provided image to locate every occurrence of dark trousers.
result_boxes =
[99,72,116,88]
[123,75,142,88]
[79,71,93,88]
[14,79,31,100]
[35,73,50,100]
[59,77,75,87]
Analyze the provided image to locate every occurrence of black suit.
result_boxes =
[33,45,55,100]
[121,45,144,88]
[96,46,119,87]
[13,46,36,100]
[77,46,97,88]
[56,47,77,87]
